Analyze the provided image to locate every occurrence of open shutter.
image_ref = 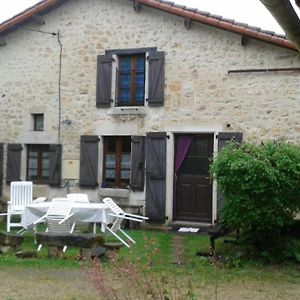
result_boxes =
[148,51,164,106]
[49,144,62,187]
[0,144,3,198]
[6,144,22,184]
[130,136,145,191]
[145,132,167,223]
[217,132,243,219]
[96,53,112,108]
[79,135,99,188]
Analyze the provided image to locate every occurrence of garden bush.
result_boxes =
[210,141,300,254]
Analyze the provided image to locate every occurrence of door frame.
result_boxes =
[168,131,218,225]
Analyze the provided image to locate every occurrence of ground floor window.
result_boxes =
[103,136,131,188]
[27,144,50,183]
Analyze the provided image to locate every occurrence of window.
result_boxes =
[103,136,131,188]
[27,145,49,183]
[33,114,44,131]
[117,54,145,106]
[96,48,164,108]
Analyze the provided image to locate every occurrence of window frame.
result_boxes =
[103,136,131,188]
[26,144,50,184]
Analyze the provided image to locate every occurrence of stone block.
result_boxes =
[15,250,38,259]
[35,232,105,248]
[0,232,24,247]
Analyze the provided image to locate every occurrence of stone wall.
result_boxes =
[0,0,299,213]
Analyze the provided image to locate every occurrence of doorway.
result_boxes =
[174,134,213,223]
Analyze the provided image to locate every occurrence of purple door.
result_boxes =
[174,134,213,223]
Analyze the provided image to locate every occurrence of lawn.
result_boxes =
[0,222,300,299]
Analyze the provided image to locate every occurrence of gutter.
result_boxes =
[260,0,300,51]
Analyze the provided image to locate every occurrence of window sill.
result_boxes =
[99,187,130,198]
[107,107,146,115]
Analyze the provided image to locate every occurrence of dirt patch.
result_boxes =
[0,267,98,300]
[171,234,186,265]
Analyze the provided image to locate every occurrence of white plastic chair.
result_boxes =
[0,181,33,233]
[34,198,75,252]
[66,193,89,203]
[102,197,148,247]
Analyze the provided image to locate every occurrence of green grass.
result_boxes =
[0,220,300,286]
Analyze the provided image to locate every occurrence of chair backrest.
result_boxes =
[102,197,124,215]
[10,181,33,211]
[66,193,89,203]
[46,198,74,233]
[47,198,72,217]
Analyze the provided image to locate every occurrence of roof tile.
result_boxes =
[0,0,296,51]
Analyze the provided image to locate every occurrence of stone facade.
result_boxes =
[0,0,299,223]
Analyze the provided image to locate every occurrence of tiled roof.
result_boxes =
[0,0,68,35]
[0,0,296,51]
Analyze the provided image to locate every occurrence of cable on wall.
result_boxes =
[57,30,63,143]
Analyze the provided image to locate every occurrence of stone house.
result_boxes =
[0,0,299,225]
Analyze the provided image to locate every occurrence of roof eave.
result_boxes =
[0,0,69,36]
[134,0,296,51]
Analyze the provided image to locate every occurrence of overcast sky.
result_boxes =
[1,0,300,34]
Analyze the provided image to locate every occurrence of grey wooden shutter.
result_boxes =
[217,132,243,219]
[145,132,167,223]
[148,51,165,106]
[130,136,145,191]
[49,144,62,187]
[6,144,22,184]
[79,135,99,187]
[96,54,112,108]
[0,144,3,198]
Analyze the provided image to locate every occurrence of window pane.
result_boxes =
[29,151,38,158]
[33,114,44,131]
[122,137,131,152]
[42,169,49,178]
[181,158,210,175]
[106,137,116,152]
[42,157,49,169]
[28,157,38,168]
[106,154,116,168]
[28,169,37,179]
[106,170,116,179]
[119,57,131,71]
[121,153,131,169]
[121,170,130,179]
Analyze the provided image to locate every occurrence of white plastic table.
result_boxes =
[21,202,111,233]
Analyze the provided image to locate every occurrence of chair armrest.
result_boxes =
[33,215,46,225]
[33,197,47,203]
[58,212,74,224]
[124,213,149,220]
[108,213,143,222]
[0,212,8,216]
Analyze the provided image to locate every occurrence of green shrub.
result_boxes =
[210,141,300,251]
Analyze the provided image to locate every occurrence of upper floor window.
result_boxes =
[117,54,145,106]
[96,48,164,108]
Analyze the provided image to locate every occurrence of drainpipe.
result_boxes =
[260,0,300,51]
